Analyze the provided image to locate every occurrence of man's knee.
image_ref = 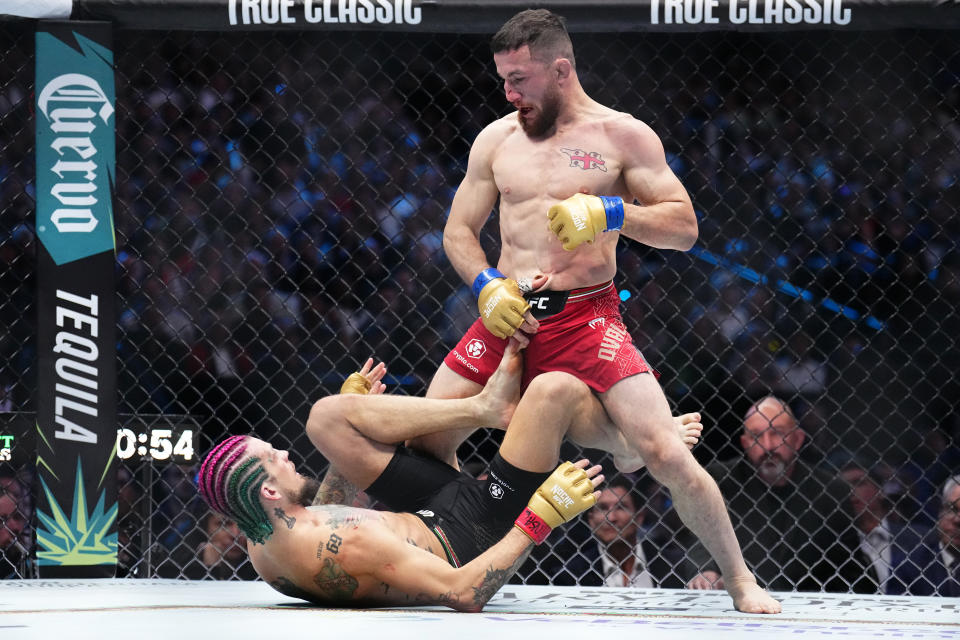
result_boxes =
[306,394,351,446]
[527,371,591,408]
[641,434,699,481]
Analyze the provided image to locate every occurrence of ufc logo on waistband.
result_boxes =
[528,297,548,310]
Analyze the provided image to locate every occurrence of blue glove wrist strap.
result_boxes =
[472,268,506,298]
[598,195,625,231]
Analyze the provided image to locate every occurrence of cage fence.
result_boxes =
[1,14,958,592]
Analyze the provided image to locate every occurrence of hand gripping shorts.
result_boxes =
[443,281,653,393]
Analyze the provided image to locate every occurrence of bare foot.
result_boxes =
[726,576,782,614]
[479,340,523,428]
[674,412,703,450]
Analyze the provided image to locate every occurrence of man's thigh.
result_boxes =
[600,372,677,452]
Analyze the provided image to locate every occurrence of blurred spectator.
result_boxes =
[685,395,876,593]
[155,510,257,580]
[584,476,686,588]
[0,472,29,578]
[840,464,932,594]
[887,475,960,596]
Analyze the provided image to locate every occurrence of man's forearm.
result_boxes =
[621,201,697,251]
[443,223,493,285]
[450,528,533,612]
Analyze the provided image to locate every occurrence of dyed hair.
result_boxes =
[197,435,274,544]
[491,9,576,69]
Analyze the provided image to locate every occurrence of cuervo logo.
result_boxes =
[38,74,114,235]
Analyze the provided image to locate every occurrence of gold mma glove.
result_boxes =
[514,461,597,544]
[339,372,371,395]
[472,268,530,339]
[547,193,625,251]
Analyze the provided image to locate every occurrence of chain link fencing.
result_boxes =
[1,17,958,591]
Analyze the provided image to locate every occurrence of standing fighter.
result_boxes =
[411,9,781,613]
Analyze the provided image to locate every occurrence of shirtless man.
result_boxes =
[409,9,781,613]
[197,345,704,610]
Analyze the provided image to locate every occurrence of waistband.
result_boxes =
[566,281,615,302]
[523,281,614,320]
[427,523,461,568]
[413,510,462,568]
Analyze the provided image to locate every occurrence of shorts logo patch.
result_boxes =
[588,317,605,330]
[597,323,627,362]
[488,483,504,500]
[416,510,435,518]
[465,338,486,358]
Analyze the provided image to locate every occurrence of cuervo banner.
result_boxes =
[35,20,118,577]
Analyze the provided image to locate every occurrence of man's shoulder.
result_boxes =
[478,114,519,142]
[598,111,656,140]
[469,115,519,163]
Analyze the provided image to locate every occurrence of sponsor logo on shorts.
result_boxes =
[488,470,514,492]
[551,484,574,509]
[489,483,504,499]
[597,324,627,362]
[465,338,486,359]
[588,317,605,330]
[452,350,480,373]
[416,510,435,518]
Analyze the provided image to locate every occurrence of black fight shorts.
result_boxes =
[365,447,549,566]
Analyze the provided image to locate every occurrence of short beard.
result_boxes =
[296,477,322,507]
[520,84,561,137]
[757,456,788,485]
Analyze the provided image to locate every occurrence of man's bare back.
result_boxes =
[248,505,447,607]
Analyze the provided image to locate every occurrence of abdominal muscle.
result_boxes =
[497,197,618,291]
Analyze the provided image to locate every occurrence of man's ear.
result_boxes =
[788,427,807,452]
[555,58,573,82]
[261,482,282,502]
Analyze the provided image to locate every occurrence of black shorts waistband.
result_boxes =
[524,281,614,319]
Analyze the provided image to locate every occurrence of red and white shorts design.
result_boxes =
[443,282,652,393]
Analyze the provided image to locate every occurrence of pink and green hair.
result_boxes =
[197,435,274,544]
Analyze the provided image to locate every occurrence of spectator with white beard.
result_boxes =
[685,396,877,593]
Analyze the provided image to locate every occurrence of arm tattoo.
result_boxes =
[314,466,361,506]
[471,549,531,608]
[313,557,359,600]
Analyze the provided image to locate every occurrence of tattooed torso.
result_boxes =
[248,504,447,607]
[485,106,642,291]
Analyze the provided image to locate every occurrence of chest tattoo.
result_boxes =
[560,147,608,172]
[313,557,359,599]
[326,533,343,554]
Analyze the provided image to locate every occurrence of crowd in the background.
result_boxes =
[1,27,959,589]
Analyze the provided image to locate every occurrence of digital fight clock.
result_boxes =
[116,425,197,462]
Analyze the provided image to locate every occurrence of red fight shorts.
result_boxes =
[443,282,653,393]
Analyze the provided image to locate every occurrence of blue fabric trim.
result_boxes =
[472,267,505,298]
[598,195,625,231]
